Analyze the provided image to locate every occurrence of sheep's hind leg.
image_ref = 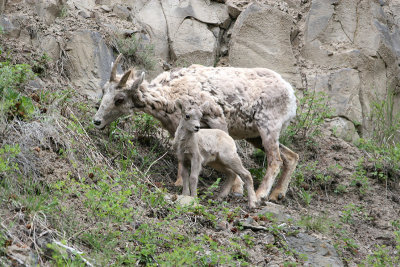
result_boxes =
[204,116,244,196]
[269,144,299,202]
[255,124,283,201]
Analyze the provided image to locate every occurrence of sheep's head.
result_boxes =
[93,55,145,129]
[176,100,210,133]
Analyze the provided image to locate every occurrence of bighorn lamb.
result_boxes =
[93,54,299,202]
[173,100,257,208]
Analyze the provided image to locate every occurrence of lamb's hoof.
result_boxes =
[174,180,183,187]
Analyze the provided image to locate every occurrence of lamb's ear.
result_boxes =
[200,101,210,113]
[110,54,123,82]
[129,72,145,92]
[117,69,133,88]
[175,99,183,112]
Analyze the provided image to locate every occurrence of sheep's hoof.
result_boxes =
[269,192,284,203]
[232,192,243,198]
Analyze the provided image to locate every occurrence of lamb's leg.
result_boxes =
[189,157,202,197]
[218,169,236,199]
[231,175,244,196]
[255,123,283,201]
[174,161,183,186]
[228,158,257,209]
[181,163,190,196]
[269,144,299,201]
[204,117,244,196]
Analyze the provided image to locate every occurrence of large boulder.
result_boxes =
[65,30,114,98]
[133,0,229,65]
[228,3,301,87]
[171,18,218,66]
[134,0,169,60]
[29,0,64,25]
[302,0,400,136]
[0,15,20,38]
[313,68,362,125]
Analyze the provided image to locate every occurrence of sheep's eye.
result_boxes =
[114,95,125,106]
[185,114,190,119]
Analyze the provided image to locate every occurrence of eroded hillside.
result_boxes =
[0,0,400,266]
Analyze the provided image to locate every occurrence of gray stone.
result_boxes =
[133,0,229,63]
[175,195,199,207]
[225,0,246,18]
[312,69,363,125]
[65,30,114,98]
[171,18,218,66]
[100,5,111,12]
[113,4,131,21]
[304,0,336,43]
[78,10,91,19]
[135,0,169,60]
[229,3,301,87]
[287,232,343,267]
[325,117,360,144]
[67,0,96,11]
[39,35,60,62]
[0,0,6,14]
[33,0,63,25]
[258,202,292,222]
[0,15,20,38]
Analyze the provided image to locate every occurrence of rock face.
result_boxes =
[229,3,301,87]
[302,0,400,136]
[171,18,218,66]
[5,0,400,138]
[287,232,344,267]
[65,30,114,98]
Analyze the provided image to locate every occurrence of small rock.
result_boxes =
[78,10,91,19]
[215,220,229,231]
[112,5,131,21]
[100,5,111,12]
[175,195,199,207]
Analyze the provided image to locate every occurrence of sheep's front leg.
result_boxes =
[181,162,190,196]
[174,161,183,186]
[189,157,202,197]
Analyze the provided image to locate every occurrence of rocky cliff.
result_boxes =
[3,0,400,141]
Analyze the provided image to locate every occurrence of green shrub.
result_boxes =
[116,34,156,70]
[281,90,333,145]
[357,89,400,183]
[0,61,36,120]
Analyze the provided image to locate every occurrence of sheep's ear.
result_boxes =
[129,72,145,91]
[117,69,133,88]
[200,101,210,113]
[110,54,123,82]
[175,99,184,112]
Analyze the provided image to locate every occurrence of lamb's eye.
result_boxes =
[185,114,190,119]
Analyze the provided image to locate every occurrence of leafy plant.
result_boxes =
[281,90,333,145]
[350,159,370,195]
[116,34,156,70]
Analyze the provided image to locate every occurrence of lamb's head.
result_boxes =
[176,100,210,133]
[93,55,145,129]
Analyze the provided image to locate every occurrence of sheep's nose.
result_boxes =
[194,125,200,131]
[93,120,102,126]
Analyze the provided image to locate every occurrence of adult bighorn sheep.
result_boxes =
[173,100,257,208]
[93,54,299,202]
